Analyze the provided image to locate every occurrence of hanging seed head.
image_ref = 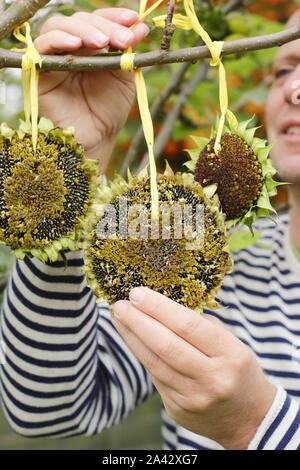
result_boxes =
[0,118,100,261]
[194,133,263,220]
[83,164,232,312]
[185,118,282,229]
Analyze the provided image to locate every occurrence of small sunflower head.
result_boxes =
[0,118,100,261]
[83,164,232,312]
[185,118,282,229]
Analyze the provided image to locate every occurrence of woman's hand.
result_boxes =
[112,287,276,450]
[34,8,149,171]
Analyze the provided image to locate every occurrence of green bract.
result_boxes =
[184,117,282,231]
[0,118,101,262]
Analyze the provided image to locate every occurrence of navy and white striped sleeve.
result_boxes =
[0,250,155,438]
[247,386,300,450]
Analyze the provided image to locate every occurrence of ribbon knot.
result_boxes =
[209,41,223,67]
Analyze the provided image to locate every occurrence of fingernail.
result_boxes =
[91,31,108,47]
[114,29,133,46]
[113,301,127,317]
[134,22,150,37]
[66,36,81,47]
[121,11,138,22]
[129,287,145,304]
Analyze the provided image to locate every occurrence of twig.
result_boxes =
[0,0,51,41]
[223,0,245,15]
[202,0,214,11]
[1,25,299,71]
[137,62,209,172]
[160,0,176,51]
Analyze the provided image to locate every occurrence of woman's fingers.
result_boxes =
[113,300,210,379]
[34,30,82,54]
[73,12,135,48]
[93,8,139,25]
[35,21,148,57]
[128,287,240,357]
[131,22,150,48]
[40,16,109,49]
[111,315,193,393]
[37,10,149,54]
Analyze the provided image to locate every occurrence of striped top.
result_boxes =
[0,213,299,449]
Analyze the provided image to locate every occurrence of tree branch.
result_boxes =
[0,0,51,41]
[1,24,299,71]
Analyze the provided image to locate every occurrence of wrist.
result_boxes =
[219,382,277,450]
[220,424,260,450]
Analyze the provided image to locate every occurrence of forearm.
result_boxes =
[0,251,99,437]
[0,251,155,437]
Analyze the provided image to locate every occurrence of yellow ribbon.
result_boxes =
[139,0,166,22]
[120,0,165,220]
[120,52,136,72]
[133,67,159,219]
[13,22,42,152]
[153,13,193,30]
[183,0,238,153]
[134,68,158,220]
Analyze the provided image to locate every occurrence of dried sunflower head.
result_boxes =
[0,118,100,262]
[185,118,282,229]
[83,164,232,312]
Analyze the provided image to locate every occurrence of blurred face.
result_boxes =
[265,11,300,184]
